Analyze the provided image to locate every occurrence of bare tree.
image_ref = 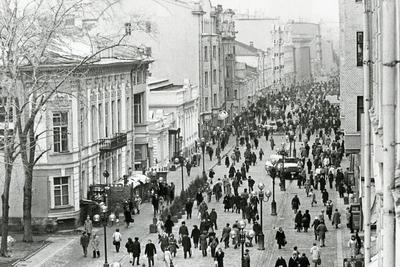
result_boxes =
[0,0,151,249]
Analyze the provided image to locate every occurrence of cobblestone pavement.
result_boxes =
[16,134,352,267]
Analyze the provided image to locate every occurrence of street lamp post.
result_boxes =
[200,137,206,178]
[269,167,278,216]
[216,127,221,165]
[93,203,116,267]
[257,183,272,250]
[174,152,186,193]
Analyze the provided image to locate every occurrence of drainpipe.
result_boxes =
[381,0,396,266]
[363,0,372,263]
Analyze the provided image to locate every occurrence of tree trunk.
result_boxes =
[1,162,13,256]
[20,128,34,242]
[22,168,33,242]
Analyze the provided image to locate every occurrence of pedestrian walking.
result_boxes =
[132,237,141,265]
[80,231,90,257]
[348,235,359,258]
[291,195,300,214]
[295,211,303,232]
[152,195,159,216]
[275,256,287,267]
[83,216,93,238]
[185,199,193,219]
[299,253,310,267]
[248,176,255,192]
[332,209,341,228]
[322,189,329,205]
[164,215,174,234]
[259,148,264,161]
[210,236,219,258]
[310,189,317,207]
[310,243,321,267]
[182,234,192,258]
[200,231,208,256]
[125,238,134,264]
[288,251,300,267]
[302,210,311,232]
[225,156,230,168]
[311,217,321,241]
[326,200,333,220]
[215,247,225,267]
[144,239,156,267]
[179,221,189,239]
[221,223,231,248]
[209,208,218,230]
[168,234,178,257]
[163,247,173,267]
[275,227,286,249]
[316,221,328,247]
[91,233,100,258]
[112,228,122,252]
[186,161,192,176]
[243,249,251,267]
[191,225,200,248]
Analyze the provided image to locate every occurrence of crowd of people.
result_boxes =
[78,78,363,267]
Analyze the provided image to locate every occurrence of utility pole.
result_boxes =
[362,0,372,263]
[381,0,396,266]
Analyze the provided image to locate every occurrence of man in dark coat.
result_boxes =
[185,199,194,219]
[164,215,174,234]
[221,223,231,248]
[252,221,262,244]
[182,234,192,258]
[275,227,286,249]
[191,225,200,248]
[144,239,157,267]
[288,252,300,267]
[295,211,303,232]
[302,210,311,232]
[80,231,90,257]
[291,195,300,213]
[247,176,255,192]
[132,237,141,265]
[209,208,218,230]
[179,221,189,237]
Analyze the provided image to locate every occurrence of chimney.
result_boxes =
[249,41,254,47]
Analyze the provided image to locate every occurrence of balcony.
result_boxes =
[99,133,127,152]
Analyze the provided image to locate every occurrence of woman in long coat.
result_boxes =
[275,227,286,249]
[215,248,225,267]
[332,209,341,228]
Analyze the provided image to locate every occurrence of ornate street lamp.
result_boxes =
[230,220,253,267]
[93,203,115,267]
[268,167,278,216]
[200,137,206,178]
[174,152,186,193]
[103,170,110,184]
[257,182,272,250]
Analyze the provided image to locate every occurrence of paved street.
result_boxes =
[16,133,353,267]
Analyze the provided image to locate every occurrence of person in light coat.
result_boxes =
[91,233,100,258]
[332,209,341,229]
[348,235,358,258]
[163,247,173,267]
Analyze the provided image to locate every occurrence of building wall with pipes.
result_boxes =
[339,0,400,265]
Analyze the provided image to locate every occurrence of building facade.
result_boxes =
[0,56,151,227]
[148,78,199,161]
[339,0,400,266]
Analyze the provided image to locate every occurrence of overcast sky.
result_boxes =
[210,0,339,23]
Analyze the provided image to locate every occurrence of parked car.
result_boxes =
[262,120,278,131]
[276,157,302,179]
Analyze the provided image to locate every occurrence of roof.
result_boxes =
[235,40,261,55]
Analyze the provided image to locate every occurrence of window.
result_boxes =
[357,96,364,131]
[126,97,131,129]
[117,99,121,132]
[0,97,13,122]
[226,66,230,78]
[205,97,209,111]
[234,90,238,99]
[134,93,143,124]
[204,46,208,61]
[111,100,115,134]
[233,45,236,55]
[357,31,363,67]
[204,71,209,87]
[91,105,97,141]
[105,102,109,137]
[53,112,68,152]
[213,69,217,84]
[80,107,87,146]
[212,45,216,59]
[137,70,142,84]
[213,93,217,107]
[53,176,69,206]
[98,103,103,138]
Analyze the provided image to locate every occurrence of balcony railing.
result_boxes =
[99,133,127,152]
